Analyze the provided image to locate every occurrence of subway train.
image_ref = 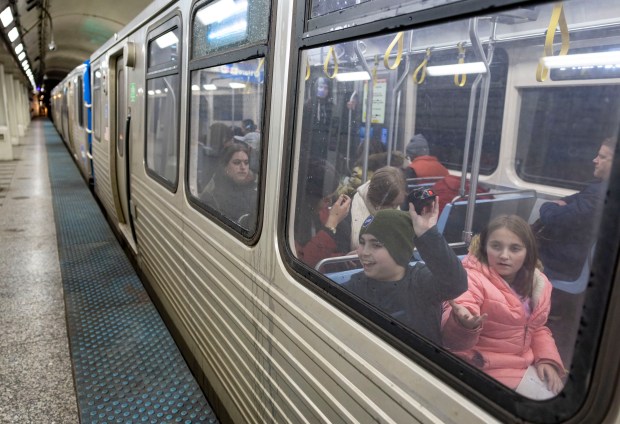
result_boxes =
[50,0,620,422]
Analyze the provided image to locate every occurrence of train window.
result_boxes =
[186,58,264,235]
[191,0,270,58]
[92,69,101,141]
[287,0,620,421]
[145,21,181,190]
[516,85,620,190]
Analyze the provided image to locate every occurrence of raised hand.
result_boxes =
[408,196,439,236]
[325,194,351,229]
[449,300,487,330]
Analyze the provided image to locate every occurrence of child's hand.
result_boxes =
[449,300,486,330]
[408,197,439,236]
[536,363,564,394]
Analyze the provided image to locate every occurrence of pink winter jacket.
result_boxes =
[441,254,565,389]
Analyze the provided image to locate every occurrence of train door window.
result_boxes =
[76,75,84,128]
[186,0,271,239]
[93,69,101,141]
[145,17,182,191]
[286,0,620,422]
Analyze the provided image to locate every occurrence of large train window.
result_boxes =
[92,69,101,141]
[186,0,270,239]
[76,75,84,128]
[145,17,182,191]
[516,85,620,190]
[287,0,620,422]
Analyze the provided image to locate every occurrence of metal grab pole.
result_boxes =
[386,55,410,165]
[462,17,496,244]
[354,42,374,183]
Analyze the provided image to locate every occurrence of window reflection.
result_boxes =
[188,58,265,234]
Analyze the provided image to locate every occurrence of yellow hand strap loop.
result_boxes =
[305,56,311,81]
[536,2,570,82]
[323,46,339,79]
[413,48,431,85]
[454,43,467,87]
[384,32,404,70]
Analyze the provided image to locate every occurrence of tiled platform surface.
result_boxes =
[0,119,218,424]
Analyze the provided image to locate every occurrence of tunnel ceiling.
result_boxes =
[0,0,152,93]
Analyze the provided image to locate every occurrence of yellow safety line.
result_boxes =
[536,2,570,82]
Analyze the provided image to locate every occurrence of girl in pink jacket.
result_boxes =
[442,215,565,395]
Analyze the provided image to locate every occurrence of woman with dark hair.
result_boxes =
[441,215,565,398]
[201,143,257,230]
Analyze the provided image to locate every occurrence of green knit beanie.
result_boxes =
[359,209,415,267]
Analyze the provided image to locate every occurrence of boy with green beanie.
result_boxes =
[343,200,467,344]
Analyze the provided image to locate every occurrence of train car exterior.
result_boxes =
[54,0,620,422]
[51,61,93,183]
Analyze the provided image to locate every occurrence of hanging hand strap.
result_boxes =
[384,32,404,70]
[413,48,431,85]
[323,46,339,79]
[454,42,467,87]
[536,2,570,82]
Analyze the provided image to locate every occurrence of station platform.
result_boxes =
[0,118,219,423]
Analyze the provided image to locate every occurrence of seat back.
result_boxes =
[437,190,537,244]
[550,244,596,294]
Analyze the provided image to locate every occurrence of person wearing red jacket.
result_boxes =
[404,134,449,179]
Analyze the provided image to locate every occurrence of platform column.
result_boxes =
[5,73,19,146]
[0,65,14,161]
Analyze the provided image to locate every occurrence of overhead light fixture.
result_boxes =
[17,52,25,61]
[203,84,217,90]
[8,27,18,42]
[155,31,178,48]
[0,6,13,28]
[191,84,200,91]
[21,60,29,69]
[541,51,620,69]
[14,43,23,54]
[229,82,245,89]
[335,71,371,82]
[207,20,247,40]
[426,61,487,76]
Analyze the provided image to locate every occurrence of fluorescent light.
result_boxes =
[335,71,371,82]
[196,0,247,25]
[0,7,13,28]
[229,82,245,89]
[14,43,23,54]
[203,84,217,90]
[147,90,155,95]
[191,84,200,91]
[155,31,178,49]
[542,51,620,69]
[17,52,25,61]
[8,27,18,42]
[426,61,487,76]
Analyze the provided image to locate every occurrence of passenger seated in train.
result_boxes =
[233,118,261,173]
[431,175,491,215]
[343,204,467,345]
[294,159,352,269]
[442,215,565,398]
[403,134,449,179]
[534,137,616,281]
[337,150,407,197]
[350,166,407,250]
[200,143,257,230]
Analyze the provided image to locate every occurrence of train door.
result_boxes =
[113,54,135,243]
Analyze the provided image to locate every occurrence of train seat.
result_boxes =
[549,244,596,294]
[437,189,537,244]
